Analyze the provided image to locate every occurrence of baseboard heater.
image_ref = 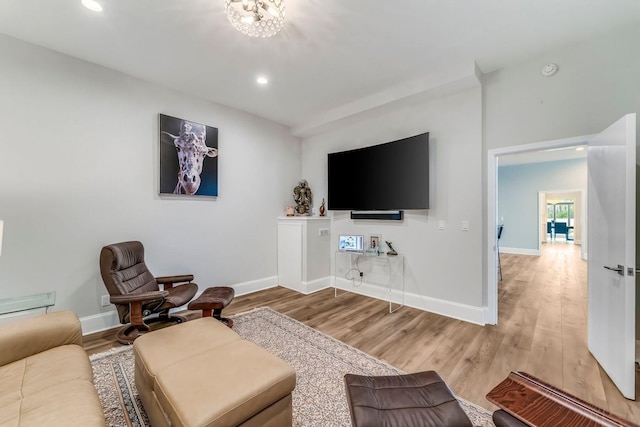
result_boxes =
[350,211,404,221]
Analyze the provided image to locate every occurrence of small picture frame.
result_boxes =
[369,235,380,250]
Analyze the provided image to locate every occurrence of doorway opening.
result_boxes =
[538,190,587,261]
[488,114,638,400]
[486,134,592,325]
[547,199,575,242]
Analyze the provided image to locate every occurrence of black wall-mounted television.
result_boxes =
[327,132,429,211]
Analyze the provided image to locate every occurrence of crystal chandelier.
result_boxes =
[225,0,285,38]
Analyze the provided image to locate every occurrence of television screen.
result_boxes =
[327,132,429,210]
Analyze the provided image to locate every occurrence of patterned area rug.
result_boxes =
[91,307,495,426]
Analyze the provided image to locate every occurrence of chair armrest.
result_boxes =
[155,275,194,285]
[110,290,168,304]
[0,311,83,366]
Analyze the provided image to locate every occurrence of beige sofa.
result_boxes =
[134,316,296,427]
[0,311,105,427]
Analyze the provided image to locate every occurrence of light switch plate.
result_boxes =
[461,220,470,231]
[438,220,446,230]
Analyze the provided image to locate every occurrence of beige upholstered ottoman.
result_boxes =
[133,317,296,427]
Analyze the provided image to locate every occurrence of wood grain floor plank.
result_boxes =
[562,324,608,409]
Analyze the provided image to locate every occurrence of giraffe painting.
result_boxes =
[159,114,218,196]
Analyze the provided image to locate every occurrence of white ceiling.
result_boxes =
[1,1,639,135]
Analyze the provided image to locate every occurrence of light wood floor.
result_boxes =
[84,242,640,423]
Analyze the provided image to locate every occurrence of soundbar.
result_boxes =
[350,211,403,221]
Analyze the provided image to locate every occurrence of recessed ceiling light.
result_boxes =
[81,0,103,12]
[256,76,269,85]
[541,63,559,77]
[576,147,585,151]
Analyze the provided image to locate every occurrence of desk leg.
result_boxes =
[334,251,350,298]
[388,256,404,313]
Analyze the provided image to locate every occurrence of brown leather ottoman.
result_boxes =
[188,286,235,327]
[134,316,296,427]
[492,410,528,427]
[344,371,472,427]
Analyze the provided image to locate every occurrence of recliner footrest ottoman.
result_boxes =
[344,370,472,427]
[188,286,235,327]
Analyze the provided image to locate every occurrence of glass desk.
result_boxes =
[0,291,56,316]
[334,251,404,313]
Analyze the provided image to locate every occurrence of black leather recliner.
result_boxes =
[99,241,198,344]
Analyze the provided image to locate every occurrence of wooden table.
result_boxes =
[486,371,638,427]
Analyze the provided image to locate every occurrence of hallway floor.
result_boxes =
[500,242,640,422]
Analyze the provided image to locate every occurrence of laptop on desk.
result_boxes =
[338,235,364,253]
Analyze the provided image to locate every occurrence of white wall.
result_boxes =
[0,35,301,322]
[301,85,484,322]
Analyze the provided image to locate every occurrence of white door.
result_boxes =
[587,113,637,399]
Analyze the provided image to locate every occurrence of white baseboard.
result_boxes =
[233,276,278,297]
[405,293,485,325]
[276,277,332,295]
[333,278,485,325]
[302,276,332,295]
[483,306,496,325]
[80,311,121,335]
[79,276,279,336]
[333,277,387,300]
[500,247,540,256]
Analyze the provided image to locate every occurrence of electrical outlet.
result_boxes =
[101,295,110,307]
